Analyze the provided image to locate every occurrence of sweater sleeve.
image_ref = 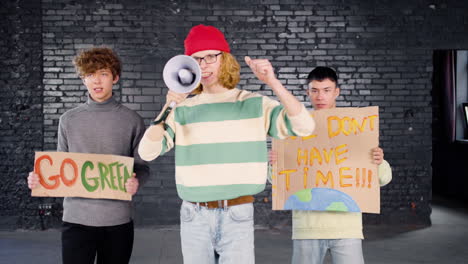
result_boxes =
[263,96,315,139]
[132,116,150,186]
[138,107,176,161]
[57,115,68,152]
[378,159,392,187]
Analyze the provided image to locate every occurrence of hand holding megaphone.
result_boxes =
[166,90,189,108]
[150,55,201,125]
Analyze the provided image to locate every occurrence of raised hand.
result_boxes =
[244,56,278,87]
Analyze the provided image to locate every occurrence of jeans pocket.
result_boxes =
[180,202,196,222]
[228,203,254,222]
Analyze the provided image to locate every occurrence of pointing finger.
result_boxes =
[244,56,252,66]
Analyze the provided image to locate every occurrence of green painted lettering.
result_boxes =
[117,163,124,191]
[81,161,98,192]
[108,162,118,190]
[98,162,111,190]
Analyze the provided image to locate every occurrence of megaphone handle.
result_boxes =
[150,102,175,126]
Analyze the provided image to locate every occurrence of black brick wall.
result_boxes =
[0,0,45,229]
[3,0,468,229]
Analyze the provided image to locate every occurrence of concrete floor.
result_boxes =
[1,198,467,264]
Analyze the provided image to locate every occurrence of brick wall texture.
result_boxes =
[3,0,468,229]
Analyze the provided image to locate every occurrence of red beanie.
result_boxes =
[184,25,230,56]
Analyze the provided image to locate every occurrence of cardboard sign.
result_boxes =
[32,152,134,201]
[272,107,380,213]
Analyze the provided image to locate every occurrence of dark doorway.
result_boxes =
[432,50,468,202]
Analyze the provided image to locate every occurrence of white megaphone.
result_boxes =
[150,55,201,125]
[163,55,201,96]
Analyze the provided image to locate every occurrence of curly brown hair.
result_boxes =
[192,52,240,94]
[73,47,121,79]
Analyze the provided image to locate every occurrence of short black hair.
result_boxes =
[306,67,338,85]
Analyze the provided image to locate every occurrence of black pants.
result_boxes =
[61,221,134,264]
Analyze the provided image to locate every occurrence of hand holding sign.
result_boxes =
[372,147,384,165]
[269,150,278,164]
[125,173,139,195]
[27,172,39,189]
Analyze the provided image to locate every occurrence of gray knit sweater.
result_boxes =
[58,96,149,226]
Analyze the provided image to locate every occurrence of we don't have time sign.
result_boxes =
[272,107,380,213]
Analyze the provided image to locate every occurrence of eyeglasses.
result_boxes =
[192,53,222,64]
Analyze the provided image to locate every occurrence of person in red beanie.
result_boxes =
[138,24,315,264]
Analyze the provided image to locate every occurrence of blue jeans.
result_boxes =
[292,238,364,264]
[180,201,255,264]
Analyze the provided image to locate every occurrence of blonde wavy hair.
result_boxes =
[192,52,240,94]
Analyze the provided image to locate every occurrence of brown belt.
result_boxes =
[189,195,254,209]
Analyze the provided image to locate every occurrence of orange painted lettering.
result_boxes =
[341,117,353,136]
[309,147,323,166]
[352,117,368,134]
[297,149,308,166]
[35,155,60,190]
[327,116,341,138]
[368,115,378,130]
[60,158,78,187]
[279,169,297,191]
[334,144,348,165]
[303,167,309,189]
[339,167,352,187]
[315,170,334,188]
[322,148,334,164]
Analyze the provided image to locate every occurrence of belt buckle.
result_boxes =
[217,200,222,208]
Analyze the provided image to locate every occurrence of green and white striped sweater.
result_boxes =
[139,88,315,202]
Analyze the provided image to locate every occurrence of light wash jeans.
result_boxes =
[180,200,255,264]
[292,238,364,264]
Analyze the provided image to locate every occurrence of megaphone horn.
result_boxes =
[151,55,201,126]
[163,55,201,95]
